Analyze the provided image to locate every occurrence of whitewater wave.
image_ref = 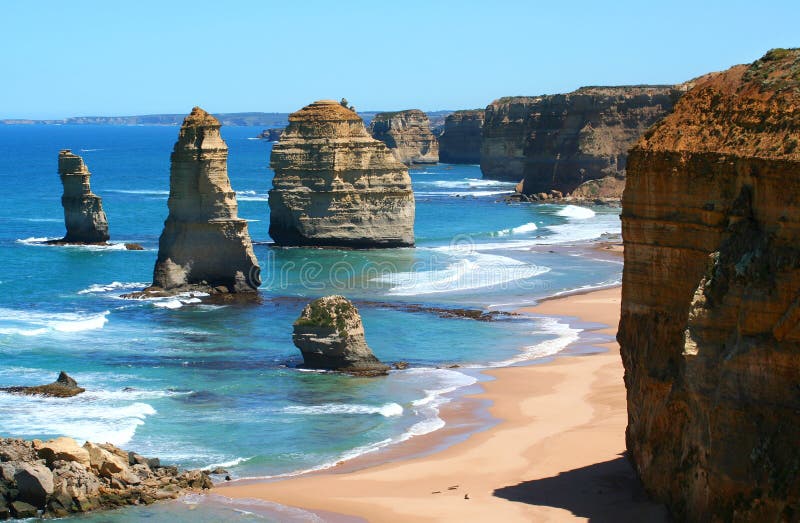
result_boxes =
[283,402,403,418]
[416,178,516,189]
[78,281,149,295]
[488,316,582,367]
[495,222,539,236]
[556,204,596,219]
[15,237,132,251]
[0,308,109,336]
[415,190,513,198]
[237,194,269,202]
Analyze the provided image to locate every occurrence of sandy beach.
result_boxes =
[217,286,668,522]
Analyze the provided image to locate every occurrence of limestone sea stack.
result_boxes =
[619,49,800,521]
[151,107,260,293]
[438,109,485,164]
[53,150,109,244]
[369,109,439,164]
[269,100,415,248]
[292,295,389,376]
[481,86,683,195]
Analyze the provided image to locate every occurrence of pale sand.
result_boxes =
[217,287,667,522]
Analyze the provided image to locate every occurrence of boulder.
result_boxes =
[151,107,260,294]
[293,295,389,376]
[53,149,110,244]
[36,437,90,467]
[14,462,54,508]
[269,100,415,248]
[0,371,85,397]
[369,109,439,164]
[9,501,37,519]
[83,442,126,477]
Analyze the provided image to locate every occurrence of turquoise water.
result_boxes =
[0,125,621,519]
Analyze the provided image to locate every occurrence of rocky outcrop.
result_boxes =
[0,372,84,398]
[481,86,683,194]
[619,49,800,521]
[293,295,389,376]
[257,128,283,141]
[0,437,211,519]
[438,110,484,164]
[369,109,439,164]
[269,100,415,248]
[567,175,625,202]
[151,107,260,294]
[52,150,109,244]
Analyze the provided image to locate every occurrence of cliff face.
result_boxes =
[269,100,415,248]
[438,110,484,164]
[369,109,439,164]
[56,150,109,244]
[153,107,260,293]
[481,86,682,194]
[619,49,800,521]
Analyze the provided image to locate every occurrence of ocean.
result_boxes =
[0,124,622,520]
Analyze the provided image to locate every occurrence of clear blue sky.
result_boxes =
[2,0,797,119]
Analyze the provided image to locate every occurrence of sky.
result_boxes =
[1,0,798,119]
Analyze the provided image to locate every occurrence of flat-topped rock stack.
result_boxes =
[619,49,800,521]
[369,109,439,165]
[269,100,415,248]
[438,109,485,164]
[52,150,109,244]
[150,107,260,294]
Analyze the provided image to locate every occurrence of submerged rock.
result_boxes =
[438,109,485,164]
[0,371,85,398]
[269,100,415,248]
[293,295,389,376]
[50,150,110,244]
[151,107,260,294]
[619,48,800,521]
[369,109,439,164]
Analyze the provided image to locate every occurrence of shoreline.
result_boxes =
[216,286,669,521]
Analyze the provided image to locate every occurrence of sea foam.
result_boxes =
[0,308,109,336]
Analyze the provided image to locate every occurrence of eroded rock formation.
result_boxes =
[0,372,84,398]
[438,109,484,164]
[257,128,283,141]
[619,48,800,521]
[0,437,211,518]
[269,100,415,248]
[369,109,439,164]
[293,295,389,376]
[151,107,260,294]
[481,86,683,194]
[53,150,109,244]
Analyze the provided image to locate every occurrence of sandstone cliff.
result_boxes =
[293,295,389,376]
[438,109,484,164]
[619,48,800,521]
[369,109,439,164]
[152,107,260,294]
[481,86,683,194]
[54,150,109,244]
[269,100,415,248]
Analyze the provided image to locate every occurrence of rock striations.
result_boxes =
[292,295,389,376]
[369,109,439,164]
[438,109,485,164]
[269,100,415,248]
[151,107,260,294]
[619,49,800,521]
[481,86,683,195]
[53,150,109,244]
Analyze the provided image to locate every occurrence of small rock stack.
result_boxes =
[55,150,109,244]
[369,109,439,165]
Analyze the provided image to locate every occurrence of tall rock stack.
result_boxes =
[152,107,260,293]
[369,109,439,164]
[480,86,683,195]
[269,100,415,248]
[619,49,800,521]
[55,150,109,244]
[438,109,484,164]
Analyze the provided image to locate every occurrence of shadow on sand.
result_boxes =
[493,455,670,522]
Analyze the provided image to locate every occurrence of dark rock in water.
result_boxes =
[293,295,389,376]
[124,243,144,250]
[0,437,211,519]
[392,361,409,370]
[438,109,484,164]
[48,150,109,244]
[256,127,283,141]
[150,107,260,295]
[0,371,85,397]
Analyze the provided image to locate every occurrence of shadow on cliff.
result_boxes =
[493,455,670,522]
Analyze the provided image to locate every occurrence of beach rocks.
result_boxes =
[0,371,85,398]
[150,107,260,294]
[369,109,439,164]
[438,109,485,164]
[619,48,800,521]
[293,295,389,376]
[269,100,415,248]
[51,149,110,244]
[481,86,684,195]
[0,437,212,518]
